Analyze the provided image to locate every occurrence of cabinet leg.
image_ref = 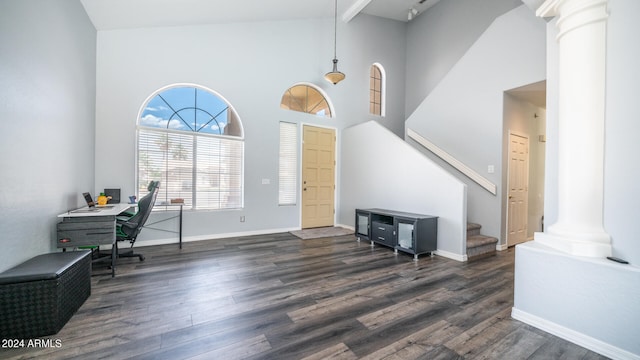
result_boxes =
[413,254,419,261]
[357,237,360,242]
[394,248,398,254]
[370,241,375,247]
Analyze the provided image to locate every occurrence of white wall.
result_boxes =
[514,242,640,359]
[405,0,522,116]
[340,121,467,260]
[0,0,96,271]
[94,14,407,244]
[406,5,547,244]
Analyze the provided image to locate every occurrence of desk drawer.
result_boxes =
[57,220,114,247]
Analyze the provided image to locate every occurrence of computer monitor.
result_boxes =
[104,188,120,204]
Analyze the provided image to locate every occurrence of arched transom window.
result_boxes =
[280,84,332,118]
[137,84,244,210]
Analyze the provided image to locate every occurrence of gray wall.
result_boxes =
[602,0,640,265]
[93,14,407,244]
[405,5,547,243]
[0,0,96,271]
[405,0,522,117]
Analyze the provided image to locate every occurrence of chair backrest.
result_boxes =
[119,182,159,241]
[147,180,159,192]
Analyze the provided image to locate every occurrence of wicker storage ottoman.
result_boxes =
[0,251,91,339]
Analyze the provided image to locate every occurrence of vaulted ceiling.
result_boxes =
[80,0,441,30]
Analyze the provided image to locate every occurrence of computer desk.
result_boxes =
[57,203,132,277]
[144,203,184,249]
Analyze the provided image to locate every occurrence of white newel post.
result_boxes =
[534,0,612,257]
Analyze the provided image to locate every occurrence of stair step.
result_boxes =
[467,235,498,248]
[467,222,482,237]
[466,222,498,260]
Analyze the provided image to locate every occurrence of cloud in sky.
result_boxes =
[140,114,183,129]
[145,105,170,112]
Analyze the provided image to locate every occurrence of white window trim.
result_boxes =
[279,122,298,206]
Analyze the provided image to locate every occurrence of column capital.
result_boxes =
[537,0,608,40]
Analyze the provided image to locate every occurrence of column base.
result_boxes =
[534,225,611,257]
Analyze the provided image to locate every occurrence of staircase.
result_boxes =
[467,223,498,260]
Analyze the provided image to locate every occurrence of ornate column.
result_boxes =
[534,0,611,257]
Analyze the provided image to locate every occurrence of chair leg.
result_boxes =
[116,242,145,261]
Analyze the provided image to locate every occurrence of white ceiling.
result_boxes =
[507,81,547,108]
[80,0,442,31]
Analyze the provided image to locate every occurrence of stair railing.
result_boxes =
[407,128,497,195]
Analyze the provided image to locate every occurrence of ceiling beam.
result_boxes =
[342,0,372,23]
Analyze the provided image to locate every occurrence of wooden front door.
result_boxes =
[301,125,335,229]
[507,133,529,246]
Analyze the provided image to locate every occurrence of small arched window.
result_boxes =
[370,63,385,116]
[280,84,332,118]
[137,84,244,210]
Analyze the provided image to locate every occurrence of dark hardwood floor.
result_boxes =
[1,232,608,359]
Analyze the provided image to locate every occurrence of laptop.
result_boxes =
[83,192,97,208]
[82,192,114,210]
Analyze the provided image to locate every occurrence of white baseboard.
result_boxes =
[130,227,300,248]
[434,249,467,262]
[511,307,640,360]
[496,243,508,251]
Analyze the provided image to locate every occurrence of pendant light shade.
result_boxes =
[325,0,345,85]
[325,59,345,85]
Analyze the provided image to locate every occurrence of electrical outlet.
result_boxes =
[240,216,245,222]
[488,165,495,174]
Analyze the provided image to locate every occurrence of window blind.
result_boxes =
[138,128,243,210]
[279,122,297,205]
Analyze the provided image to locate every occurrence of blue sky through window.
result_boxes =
[140,86,230,135]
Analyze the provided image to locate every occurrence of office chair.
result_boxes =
[114,181,160,261]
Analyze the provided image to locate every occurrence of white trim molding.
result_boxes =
[407,128,497,195]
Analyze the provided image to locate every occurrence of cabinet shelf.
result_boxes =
[355,208,437,260]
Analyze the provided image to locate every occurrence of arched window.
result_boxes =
[370,63,385,116]
[280,84,333,118]
[137,84,244,210]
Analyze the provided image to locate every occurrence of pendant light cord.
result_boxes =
[332,0,338,59]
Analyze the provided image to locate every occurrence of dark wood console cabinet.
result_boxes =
[355,208,437,260]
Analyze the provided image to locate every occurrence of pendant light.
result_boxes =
[325,0,345,85]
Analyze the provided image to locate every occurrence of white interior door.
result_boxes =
[507,133,529,246]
